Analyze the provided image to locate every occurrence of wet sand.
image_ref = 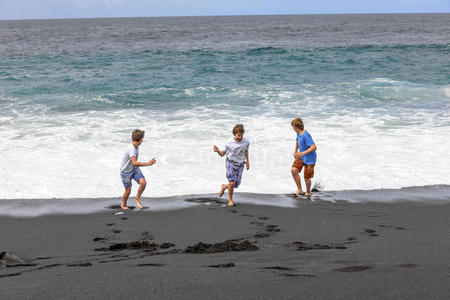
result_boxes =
[0,198,449,299]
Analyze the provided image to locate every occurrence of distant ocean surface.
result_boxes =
[0,14,449,204]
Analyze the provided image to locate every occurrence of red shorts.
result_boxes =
[292,159,315,179]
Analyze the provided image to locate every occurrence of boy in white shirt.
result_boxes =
[119,129,156,210]
[213,124,250,207]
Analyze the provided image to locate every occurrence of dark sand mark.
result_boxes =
[141,231,153,239]
[228,209,238,213]
[262,266,293,271]
[335,265,372,272]
[0,272,22,278]
[347,237,358,241]
[113,230,122,234]
[0,251,25,266]
[6,263,37,268]
[205,263,235,268]
[94,237,106,242]
[258,217,269,220]
[160,243,175,249]
[38,264,62,270]
[111,254,129,258]
[67,263,92,267]
[395,227,405,230]
[106,223,115,226]
[184,240,258,254]
[121,217,129,220]
[94,247,108,252]
[99,258,130,264]
[364,229,376,234]
[250,221,265,226]
[242,214,253,217]
[106,205,135,210]
[378,224,391,228]
[29,256,54,262]
[108,240,159,251]
[142,249,181,256]
[281,273,316,278]
[266,225,280,232]
[184,197,220,204]
[137,263,165,267]
[254,232,271,238]
[369,233,379,237]
[396,264,418,268]
[293,241,347,251]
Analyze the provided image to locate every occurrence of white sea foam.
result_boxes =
[0,81,449,204]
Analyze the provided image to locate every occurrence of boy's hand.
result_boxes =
[213,145,219,152]
[294,152,302,159]
[148,158,156,166]
[246,161,250,170]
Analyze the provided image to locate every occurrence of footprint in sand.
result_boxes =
[335,265,372,272]
[205,263,235,268]
[137,263,165,267]
[66,263,92,267]
[262,266,293,271]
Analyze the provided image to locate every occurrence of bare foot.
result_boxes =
[305,193,312,197]
[120,204,129,210]
[295,190,305,196]
[135,199,144,209]
[227,201,234,207]
[218,184,227,197]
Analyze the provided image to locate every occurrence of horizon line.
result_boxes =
[1,11,449,22]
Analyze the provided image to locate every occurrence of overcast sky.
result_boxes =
[0,0,449,20]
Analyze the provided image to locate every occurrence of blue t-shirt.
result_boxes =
[297,131,317,165]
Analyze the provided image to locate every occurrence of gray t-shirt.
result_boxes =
[120,144,138,172]
[224,137,250,163]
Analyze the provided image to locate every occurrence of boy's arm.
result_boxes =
[245,150,250,170]
[293,141,299,158]
[296,144,317,158]
[131,156,156,167]
[213,145,226,157]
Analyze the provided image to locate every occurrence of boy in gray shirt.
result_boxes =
[120,129,156,210]
[213,124,250,206]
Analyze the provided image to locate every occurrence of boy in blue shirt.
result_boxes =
[291,118,317,197]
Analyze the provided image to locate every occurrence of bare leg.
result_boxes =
[228,181,235,206]
[219,184,228,197]
[121,187,131,210]
[305,178,312,196]
[135,178,146,209]
[291,167,303,195]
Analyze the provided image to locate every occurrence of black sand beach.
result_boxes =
[1,199,449,299]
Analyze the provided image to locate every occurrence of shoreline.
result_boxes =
[1,184,449,218]
[1,200,449,299]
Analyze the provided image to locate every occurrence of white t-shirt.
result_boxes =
[224,137,250,163]
[120,144,139,172]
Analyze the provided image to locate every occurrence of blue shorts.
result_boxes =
[120,167,144,188]
[226,159,245,188]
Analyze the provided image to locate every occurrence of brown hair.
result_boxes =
[132,129,145,142]
[232,124,245,135]
[291,118,304,130]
